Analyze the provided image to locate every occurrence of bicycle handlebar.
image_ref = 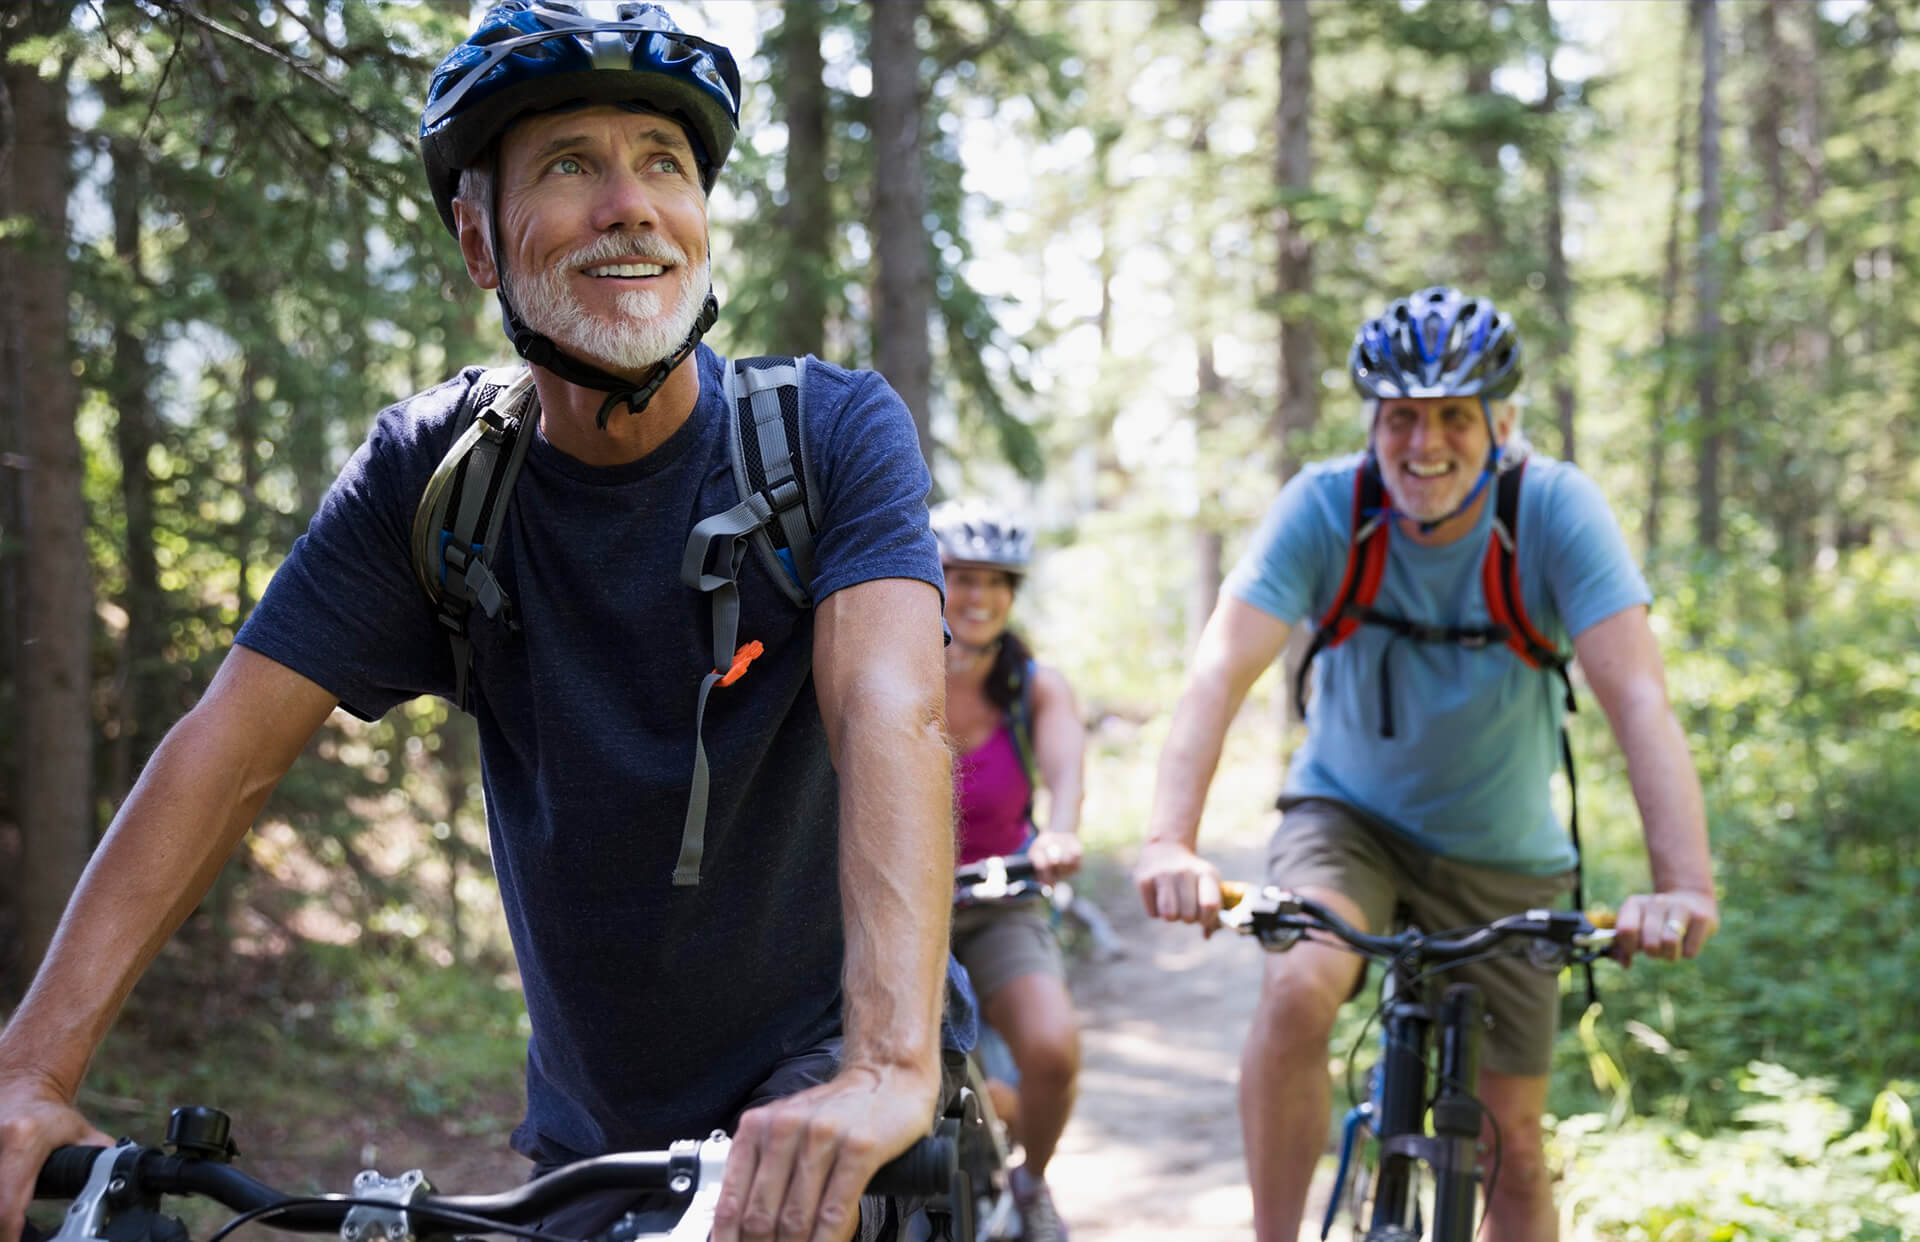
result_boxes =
[952,853,1045,903]
[1216,882,1617,968]
[35,1125,956,1239]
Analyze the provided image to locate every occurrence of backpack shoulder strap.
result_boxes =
[1008,657,1039,795]
[410,365,538,713]
[725,355,818,606]
[673,355,820,888]
[1480,462,1574,690]
[1293,460,1390,718]
[1004,657,1042,839]
[1481,461,1591,973]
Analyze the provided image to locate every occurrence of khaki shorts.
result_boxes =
[1268,798,1577,1077]
[951,895,1065,1005]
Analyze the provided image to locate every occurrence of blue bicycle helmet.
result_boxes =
[1348,286,1523,401]
[420,1,741,236]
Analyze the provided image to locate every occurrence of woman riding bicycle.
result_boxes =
[934,500,1085,1242]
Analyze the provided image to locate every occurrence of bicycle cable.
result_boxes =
[205,1196,585,1242]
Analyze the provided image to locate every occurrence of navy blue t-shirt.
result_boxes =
[238,345,971,1161]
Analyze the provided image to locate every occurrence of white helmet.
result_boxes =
[929,500,1033,578]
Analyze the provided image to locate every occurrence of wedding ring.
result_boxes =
[1664,917,1686,934]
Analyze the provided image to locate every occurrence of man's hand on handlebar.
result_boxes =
[1132,839,1225,936]
[1611,888,1719,967]
[713,1062,936,1242]
[1027,832,1082,884]
[0,1075,111,1242]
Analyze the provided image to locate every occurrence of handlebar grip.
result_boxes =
[1588,910,1617,930]
[1219,881,1248,910]
[35,1146,109,1199]
[866,1135,956,1197]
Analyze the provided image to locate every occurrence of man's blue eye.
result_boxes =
[554,157,584,175]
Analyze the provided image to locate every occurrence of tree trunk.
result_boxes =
[1275,0,1317,483]
[1748,1,1812,625]
[1274,0,1317,738]
[2,12,93,980]
[1537,0,1576,462]
[438,714,479,964]
[1692,0,1724,555]
[1646,36,1692,569]
[869,0,935,467]
[109,128,164,803]
[777,2,829,360]
[1458,1,1505,288]
[1191,341,1223,648]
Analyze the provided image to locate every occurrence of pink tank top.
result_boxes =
[955,722,1034,865]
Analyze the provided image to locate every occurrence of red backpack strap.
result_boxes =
[1481,462,1576,715]
[1294,461,1390,718]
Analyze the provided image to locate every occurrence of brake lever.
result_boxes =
[661,1134,730,1242]
[51,1143,137,1242]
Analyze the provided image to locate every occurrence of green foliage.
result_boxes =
[1539,545,1920,1232]
[711,0,1064,481]
[85,935,527,1143]
[1553,1069,1920,1240]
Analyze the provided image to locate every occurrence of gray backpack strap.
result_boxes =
[672,356,818,886]
[410,365,538,713]
[725,356,816,605]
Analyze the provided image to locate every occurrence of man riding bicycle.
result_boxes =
[0,6,965,1242]
[1133,287,1720,1242]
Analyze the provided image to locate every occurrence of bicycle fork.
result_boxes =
[1427,985,1484,1241]
[1342,982,1487,1242]
[1322,1098,1373,1240]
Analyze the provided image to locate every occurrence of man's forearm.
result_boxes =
[1619,700,1713,894]
[835,697,951,1094]
[1144,672,1239,849]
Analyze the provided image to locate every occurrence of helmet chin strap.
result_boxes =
[498,287,718,429]
[488,208,718,430]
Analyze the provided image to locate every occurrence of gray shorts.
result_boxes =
[1268,798,1577,1077]
[951,895,1065,1005]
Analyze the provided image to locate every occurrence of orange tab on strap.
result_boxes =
[717,640,764,687]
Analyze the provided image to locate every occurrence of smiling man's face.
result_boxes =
[487,104,711,374]
[1371,396,1512,527]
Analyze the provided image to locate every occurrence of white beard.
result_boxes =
[514,236,710,373]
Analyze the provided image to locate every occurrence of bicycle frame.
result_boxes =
[949,853,1038,1242]
[1220,886,1613,1242]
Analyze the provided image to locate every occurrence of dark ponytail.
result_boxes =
[985,628,1033,715]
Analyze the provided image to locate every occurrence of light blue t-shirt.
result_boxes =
[1224,452,1651,874]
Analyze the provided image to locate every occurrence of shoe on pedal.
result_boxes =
[1009,1165,1067,1242]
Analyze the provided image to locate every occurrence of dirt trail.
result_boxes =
[1042,839,1276,1242]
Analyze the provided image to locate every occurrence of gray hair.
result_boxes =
[455,158,495,235]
